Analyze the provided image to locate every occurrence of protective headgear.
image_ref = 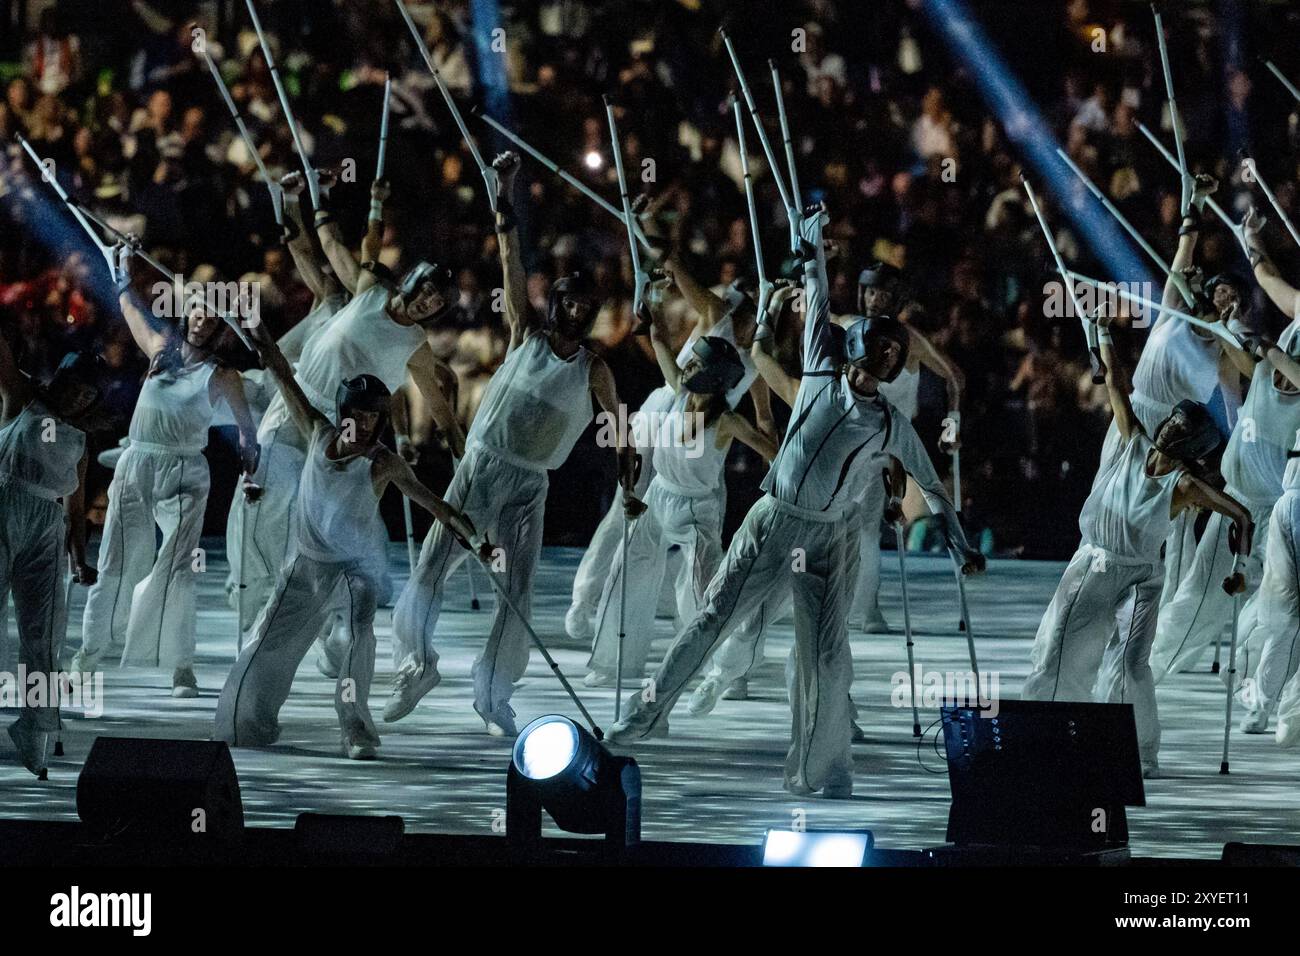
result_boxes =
[722,277,757,324]
[398,261,457,324]
[682,335,746,395]
[1155,399,1221,465]
[857,262,901,314]
[336,374,392,438]
[48,350,105,406]
[843,314,910,383]
[546,273,598,339]
[1206,272,1247,303]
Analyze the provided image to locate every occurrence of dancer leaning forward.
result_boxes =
[214,317,478,759]
[606,205,983,798]
[1021,308,1253,779]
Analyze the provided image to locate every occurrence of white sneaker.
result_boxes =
[1240,709,1270,734]
[564,604,595,642]
[721,678,749,701]
[474,701,518,737]
[582,670,616,688]
[604,712,669,745]
[383,663,442,722]
[171,667,199,699]
[688,677,724,717]
[7,720,49,779]
[862,609,890,633]
[341,727,380,760]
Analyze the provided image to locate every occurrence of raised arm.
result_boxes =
[1097,316,1139,439]
[718,409,778,462]
[313,170,369,295]
[280,171,339,305]
[907,326,964,449]
[1243,207,1300,323]
[490,152,533,350]
[1157,175,1218,325]
[372,450,480,552]
[798,205,837,374]
[111,244,170,358]
[662,255,725,332]
[1174,474,1253,566]
[751,284,801,406]
[589,356,641,513]
[246,313,328,437]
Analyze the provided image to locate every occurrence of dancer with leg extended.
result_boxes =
[607,206,982,798]
[583,311,777,687]
[386,152,639,735]
[75,243,260,696]
[215,318,476,758]
[1021,310,1252,778]
[0,336,103,776]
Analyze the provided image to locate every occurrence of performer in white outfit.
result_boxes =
[607,207,983,798]
[0,339,102,777]
[230,177,464,636]
[214,320,476,758]
[583,322,776,686]
[1022,311,1252,778]
[75,244,259,696]
[385,152,637,736]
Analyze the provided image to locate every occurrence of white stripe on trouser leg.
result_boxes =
[1096,575,1164,766]
[122,452,210,669]
[0,488,64,732]
[785,525,854,793]
[1022,547,1154,705]
[1149,505,1270,681]
[1248,494,1300,720]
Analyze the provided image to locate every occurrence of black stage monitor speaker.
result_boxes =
[941,700,1144,849]
[76,737,244,844]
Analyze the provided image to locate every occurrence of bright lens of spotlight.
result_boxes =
[762,830,870,867]
[584,150,603,170]
[514,716,579,780]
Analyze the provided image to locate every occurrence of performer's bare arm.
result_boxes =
[589,356,640,508]
[281,171,340,305]
[372,451,479,549]
[908,326,964,450]
[1174,475,1252,558]
[492,152,534,351]
[751,285,801,407]
[663,256,725,330]
[111,245,170,359]
[719,410,777,462]
[1244,207,1300,323]
[246,315,329,438]
[212,367,261,476]
[406,344,466,458]
[1097,320,1139,440]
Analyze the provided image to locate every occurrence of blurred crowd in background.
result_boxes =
[3,0,1300,558]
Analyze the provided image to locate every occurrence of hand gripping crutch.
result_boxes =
[1056,147,1196,309]
[895,520,922,738]
[193,27,284,226]
[1022,176,1107,384]
[245,0,321,210]
[603,96,650,332]
[472,109,652,250]
[1136,122,1237,233]
[393,0,501,211]
[453,530,603,738]
[1062,269,1245,350]
[1240,153,1300,251]
[16,134,258,350]
[1221,555,1247,774]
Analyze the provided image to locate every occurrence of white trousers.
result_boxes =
[1149,503,1271,681]
[615,496,855,793]
[0,487,66,732]
[392,446,547,714]
[80,447,210,670]
[214,552,380,747]
[588,482,723,678]
[1022,545,1163,767]
[1242,493,1300,731]
[849,475,887,625]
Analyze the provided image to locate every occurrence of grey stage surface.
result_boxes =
[3,542,1298,859]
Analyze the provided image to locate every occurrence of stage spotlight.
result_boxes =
[583,150,603,171]
[762,829,874,868]
[506,715,641,854]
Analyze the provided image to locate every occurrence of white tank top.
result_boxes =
[295,425,383,564]
[0,399,85,500]
[468,330,594,472]
[294,285,426,418]
[650,391,729,498]
[1222,323,1300,507]
[879,362,921,420]
[128,359,217,455]
[1130,319,1240,434]
[675,313,759,409]
[1078,431,1182,561]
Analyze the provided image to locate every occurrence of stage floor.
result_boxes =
[3,542,1298,859]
